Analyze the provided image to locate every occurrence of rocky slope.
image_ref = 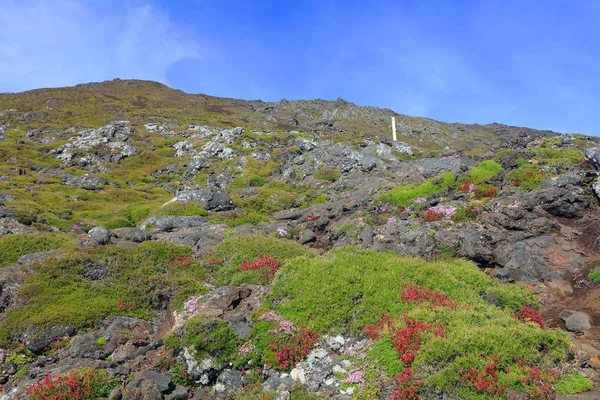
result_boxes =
[0,79,600,399]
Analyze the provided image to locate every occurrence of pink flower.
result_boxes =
[184,295,203,313]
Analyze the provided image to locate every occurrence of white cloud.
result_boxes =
[0,0,202,92]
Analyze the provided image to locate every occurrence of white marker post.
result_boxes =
[392,116,397,142]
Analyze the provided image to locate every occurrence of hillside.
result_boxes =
[1,79,600,399]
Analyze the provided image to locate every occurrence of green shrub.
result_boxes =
[506,164,549,190]
[166,316,240,368]
[155,147,175,157]
[379,172,456,207]
[554,370,594,395]
[588,269,600,283]
[154,202,208,217]
[0,241,207,345]
[494,149,516,159]
[0,233,70,268]
[248,175,268,187]
[267,247,540,334]
[314,167,341,182]
[232,182,315,216]
[465,160,503,183]
[26,368,119,400]
[534,147,583,165]
[211,235,317,285]
[208,212,268,227]
[104,216,133,230]
[265,246,570,398]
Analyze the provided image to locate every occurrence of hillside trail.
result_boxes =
[538,215,600,398]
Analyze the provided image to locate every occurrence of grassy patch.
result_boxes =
[554,370,594,395]
[379,172,456,207]
[264,247,570,398]
[154,202,208,217]
[210,235,317,285]
[0,233,70,268]
[314,167,341,182]
[0,241,207,346]
[165,316,240,368]
[231,182,315,216]
[464,160,503,183]
[207,212,268,227]
[506,164,549,190]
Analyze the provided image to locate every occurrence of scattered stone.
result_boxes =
[174,189,235,211]
[299,229,317,244]
[84,226,112,246]
[215,369,243,392]
[145,370,175,394]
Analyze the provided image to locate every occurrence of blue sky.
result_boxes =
[1,1,599,135]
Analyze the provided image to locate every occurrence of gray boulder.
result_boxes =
[215,369,244,392]
[22,326,77,353]
[560,310,591,333]
[84,226,112,246]
[299,229,317,244]
[64,174,108,190]
[139,215,207,232]
[585,147,600,170]
[174,189,235,211]
[145,371,175,394]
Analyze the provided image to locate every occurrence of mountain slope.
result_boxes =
[0,78,560,154]
[0,79,599,399]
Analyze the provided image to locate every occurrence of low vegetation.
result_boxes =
[0,241,207,346]
[0,232,70,268]
[379,172,456,207]
[209,235,317,286]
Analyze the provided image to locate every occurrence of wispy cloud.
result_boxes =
[0,0,201,92]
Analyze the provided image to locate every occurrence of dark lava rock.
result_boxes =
[145,371,175,394]
[299,229,317,244]
[23,326,77,353]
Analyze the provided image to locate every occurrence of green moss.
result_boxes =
[554,370,594,395]
[539,137,561,147]
[0,233,70,268]
[211,235,317,285]
[379,172,456,207]
[0,241,207,345]
[154,202,208,217]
